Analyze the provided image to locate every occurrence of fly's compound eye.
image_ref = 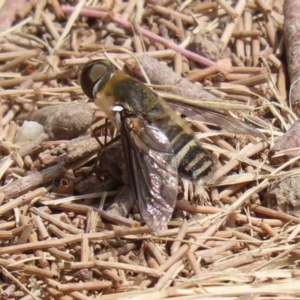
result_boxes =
[78,60,114,99]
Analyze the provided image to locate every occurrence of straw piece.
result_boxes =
[31,207,84,234]
[56,281,112,292]
[227,227,263,245]
[49,0,65,20]
[189,223,220,253]
[210,252,255,271]
[185,65,221,82]
[0,50,39,72]
[186,251,201,275]
[146,242,166,265]
[260,222,278,237]
[158,244,189,272]
[155,260,184,290]
[32,214,49,240]
[192,2,218,13]
[48,248,75,262]
[58,260,164,278]
[0,238,65,255]
[41,12,60,41]
[147,4,194,24]
[220,0,246,51]
[170,219,188,255]
[207,139,276,184]
[0,188,47,216]
[215,0,238,18]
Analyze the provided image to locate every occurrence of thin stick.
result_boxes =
[1,266,40,300]
[61,6,216,67]
[215,0,238,18]
[221,0,246,51]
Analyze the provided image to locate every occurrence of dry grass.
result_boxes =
[1,0,300,299]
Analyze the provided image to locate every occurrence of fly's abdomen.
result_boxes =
[164,123,212,179]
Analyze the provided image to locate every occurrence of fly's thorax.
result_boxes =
[109,74,167,120]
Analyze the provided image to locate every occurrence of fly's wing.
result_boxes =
[167,101,264,138]
[120,116,178,232]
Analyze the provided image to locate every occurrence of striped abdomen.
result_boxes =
[156,117,213,180]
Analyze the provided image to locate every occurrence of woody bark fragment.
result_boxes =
[272,118,300,157]
[0,0,29,32]
[0,164,65,200]
[284,0,300,114]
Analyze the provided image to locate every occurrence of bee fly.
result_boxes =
[78,59,258,232]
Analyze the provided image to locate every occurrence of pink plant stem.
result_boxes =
[61,5,216,67]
